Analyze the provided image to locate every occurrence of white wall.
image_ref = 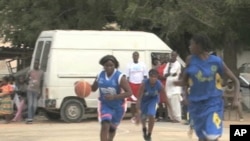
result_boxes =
[237,51,250,68]
[215,49,250,68]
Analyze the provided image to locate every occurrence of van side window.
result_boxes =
[40,41,51,71]
[34,41,44,62]
[151,52,170,68]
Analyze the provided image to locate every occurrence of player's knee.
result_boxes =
[206,135,219,141]
[101,120,110,125]
[109,126,116,133]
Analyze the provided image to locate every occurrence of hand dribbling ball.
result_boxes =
[74,80,92,98]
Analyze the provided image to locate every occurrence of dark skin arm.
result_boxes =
[158,75,165,81]
[135,82,145,110]
[174,55,191,87]
[222,62,240,105]
[0,90,11,97]
[182,85,189,106]
[91,77,98,92]
[159,83,174,115]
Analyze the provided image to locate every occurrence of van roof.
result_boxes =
[38,30,172,51]
[40,30,157,37]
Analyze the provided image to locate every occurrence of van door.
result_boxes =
[32,39,52,72]
[32,39,52,107]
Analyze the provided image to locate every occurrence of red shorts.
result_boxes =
[127,82,141,102]
[159,90,167,103]
[159,81,166,103]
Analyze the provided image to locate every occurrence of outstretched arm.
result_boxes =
[91,77,98,92]
[223,62,240,100]
[173,55,191,87]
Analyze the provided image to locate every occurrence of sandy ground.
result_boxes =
[0,111,249,141]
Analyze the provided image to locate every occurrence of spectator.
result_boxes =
[0,76,14,123]
[26,59,44,124]
[126,51,148,122]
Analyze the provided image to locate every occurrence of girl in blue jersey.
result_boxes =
[91,55,132,141]
[175,33,240,141]
[136,69,173,141]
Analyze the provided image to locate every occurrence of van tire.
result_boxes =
[60,99,85,123]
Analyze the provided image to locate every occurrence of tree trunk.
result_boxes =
[223,41,239,78]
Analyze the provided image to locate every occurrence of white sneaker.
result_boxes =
[239,118,244,122]
[131,117,136,124]
[187,128,193,138]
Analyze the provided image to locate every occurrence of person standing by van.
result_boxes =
[91,55,132,141]
[164,51,183,122]
[156,56,169,121]
[126,51,148,122]
[26,60,44,124]
[0,76,14,123]
[12,76,28,122]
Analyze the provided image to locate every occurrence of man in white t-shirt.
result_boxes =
[126,51,148,120]
[164,51,182,122]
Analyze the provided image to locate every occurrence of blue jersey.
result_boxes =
[97,70,124,108]
[141,79,162,102]
[186,55,224,102]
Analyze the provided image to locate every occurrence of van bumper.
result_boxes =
[45,99,57,108]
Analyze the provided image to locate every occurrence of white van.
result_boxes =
[31,30,184,122]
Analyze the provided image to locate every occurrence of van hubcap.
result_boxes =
[67,105,80,119]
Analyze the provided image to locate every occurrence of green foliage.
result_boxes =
[0,0,115,46]
[0,0,249,52]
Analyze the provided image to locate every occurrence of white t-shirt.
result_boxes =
[125,62,147,84]
[164,60,182,96]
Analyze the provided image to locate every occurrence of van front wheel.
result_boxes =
[60,99,85,123]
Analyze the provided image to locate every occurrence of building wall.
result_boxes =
[216,49,250,69]
[0,38,16,78]
[237,51,250,68]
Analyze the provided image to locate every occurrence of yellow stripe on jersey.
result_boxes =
[188,78,193,87]
[215,73,222,90]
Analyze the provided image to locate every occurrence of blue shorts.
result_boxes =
[189,97,223,140]
[140,98,158,118]
[98,103,125,128]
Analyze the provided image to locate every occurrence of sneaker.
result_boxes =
[143,127,147,140]
[26,121,32,124]
[239,118,244,122]
[145,135,151,141]
[187,128,193,138]
[131,117,136,124]
[26,119,33,124]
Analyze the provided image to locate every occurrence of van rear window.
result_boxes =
[40,41,51,71]
[34,41,44,62]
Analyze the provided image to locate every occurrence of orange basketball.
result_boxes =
[74,80,92,98]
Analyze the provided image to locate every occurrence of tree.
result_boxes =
[0,0,116,47]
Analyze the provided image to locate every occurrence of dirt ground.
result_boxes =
[0,111,249,141]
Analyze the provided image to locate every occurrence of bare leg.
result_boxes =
[141,117,147,140]
[131,103,136,117]
[157,103,164,120]
[237,103,244,120]
[108,127,116,141]
[101,121,110,141]
[147,115,155,140]
[12,99,25,121]
[164,102,169,121]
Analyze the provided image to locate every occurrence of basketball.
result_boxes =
[74,80,92,98]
